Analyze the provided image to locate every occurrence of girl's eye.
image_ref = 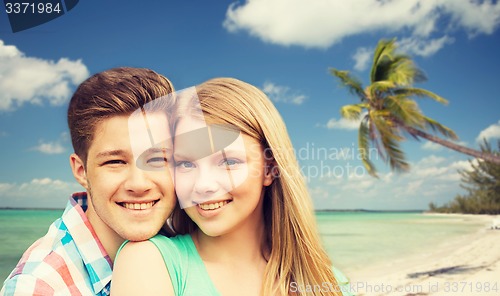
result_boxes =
[175,161,195,169]
[220,158,241,168]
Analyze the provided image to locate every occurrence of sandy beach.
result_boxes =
[346,214,500,296]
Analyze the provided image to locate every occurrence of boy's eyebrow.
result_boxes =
[95,149,127,159]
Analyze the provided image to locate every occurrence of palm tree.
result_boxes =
[330,38,500,177]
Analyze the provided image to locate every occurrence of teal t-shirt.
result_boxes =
[149,234,220,295]
[146,234,354,296]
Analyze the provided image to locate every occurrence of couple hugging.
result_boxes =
[1,67,352,296]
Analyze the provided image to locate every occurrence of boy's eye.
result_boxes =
[147,157,168,168]
[103,159,126,166]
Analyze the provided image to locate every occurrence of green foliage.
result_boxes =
[330,38,457,177]
[429,140,500,214]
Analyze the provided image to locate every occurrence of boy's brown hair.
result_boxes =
[67,67,174,164]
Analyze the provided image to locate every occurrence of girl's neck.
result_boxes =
[192,219,269,296]
[192,218,268,265]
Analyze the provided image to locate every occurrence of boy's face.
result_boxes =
[71,113,175,244]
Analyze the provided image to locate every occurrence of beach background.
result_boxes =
[1,209,498,296]
[1,2,500,295]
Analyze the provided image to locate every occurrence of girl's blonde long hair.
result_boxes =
[171,78,342,295]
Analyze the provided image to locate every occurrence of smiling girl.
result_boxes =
[111,78,351,296]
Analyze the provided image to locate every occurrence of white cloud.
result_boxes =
[444,0,500,36]
[223,0,500,52]
[414,154,446,167]
[398,35,455,57]
[308,186,329,200]
[262,81,307,105]
[421,140,468,152]
[410,155,476,181]
[30,141,66,154]
[476,120,500,143]
[353,47,372,71]
[448,159,477,172]
[0,182,15,192]
[322,111,366,130]
[325,117,360,130]
[407,180,423,192]
[29,133,68,154]
[343,174,376,191]
[0,178,82,208]
[0,131,7,137]
[421,141,442,151]
[0,40,89,111]
[309,153,475,210]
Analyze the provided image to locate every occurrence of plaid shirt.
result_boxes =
[1,193,112,296]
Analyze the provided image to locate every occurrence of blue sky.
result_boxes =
[0,0,499,210]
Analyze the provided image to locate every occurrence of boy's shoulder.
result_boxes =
[1,198,113,296]
[1,217,89,294]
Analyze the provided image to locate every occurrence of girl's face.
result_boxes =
[173,117,273,237]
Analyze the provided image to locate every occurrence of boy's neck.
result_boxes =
[86,209,124,261]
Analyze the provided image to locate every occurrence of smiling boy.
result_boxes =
[1,67,176,295]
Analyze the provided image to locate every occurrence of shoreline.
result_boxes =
[346,214,500,296]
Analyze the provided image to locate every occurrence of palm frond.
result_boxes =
[329,69,365,99]
[422,116,458,140]
[371,38,427,86]
[370,112,409,172]
[384,95,425,128]
[394,87,448,105]
[340,103,368,120]
[368,81,396,96]
[370,110,402,139]
[359,117,377,177]
[330,37,465,174]
[370,39,397,83]
[387,56,426,86]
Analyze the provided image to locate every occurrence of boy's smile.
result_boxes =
[74,113,175,249]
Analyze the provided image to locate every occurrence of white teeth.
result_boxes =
[122,201,155,210]
[199,200,229,210]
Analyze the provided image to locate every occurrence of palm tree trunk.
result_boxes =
[403,126,500,165]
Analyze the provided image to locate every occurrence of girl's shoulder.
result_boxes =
[112,239,173,295]
[149,233,195,254]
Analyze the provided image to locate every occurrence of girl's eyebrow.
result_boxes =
[174,125,241,161]
[217,149,246,156]
[146,147,172,154]
[173,149,246,163]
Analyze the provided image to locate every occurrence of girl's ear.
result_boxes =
[70,153,88,190]
[264,160,276,186]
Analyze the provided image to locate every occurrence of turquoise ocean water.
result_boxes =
[0,210,486,282]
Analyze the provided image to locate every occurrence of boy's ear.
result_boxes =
[70,153,88,189]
